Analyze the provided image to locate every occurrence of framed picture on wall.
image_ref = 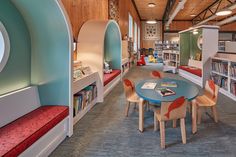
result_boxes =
[144,23,160,40]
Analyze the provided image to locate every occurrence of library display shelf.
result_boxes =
[211,55,236,101]
[122,58,130,77]
[73,98,97,125]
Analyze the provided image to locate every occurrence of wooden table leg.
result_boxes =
[139,98,144,132]
[191,99,197,134]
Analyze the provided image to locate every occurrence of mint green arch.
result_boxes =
[104,21,122,70]
[12,0,72,106]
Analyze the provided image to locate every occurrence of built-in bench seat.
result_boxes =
[179,65,202,77]
[179,59,203,87]
[0,86,69,157]
[0,106,68,157]
[104,69,121,86]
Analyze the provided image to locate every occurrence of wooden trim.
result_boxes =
[131,0,141,20]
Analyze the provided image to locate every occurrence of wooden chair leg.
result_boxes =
[197,107,202,125]
[160,121,165,149]
[211,106,218,123]
[180,118,186,144]
[154,112,158,131]
[173,119,177,128]
[125,102,130,117]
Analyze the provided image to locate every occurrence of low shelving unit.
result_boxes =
[211,54,236,101]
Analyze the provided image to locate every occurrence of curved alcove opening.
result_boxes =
[77,20,122,86]
[12,0,72,106]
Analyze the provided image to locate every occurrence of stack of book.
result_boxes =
[73,83,97,117]
[212,61,228,75]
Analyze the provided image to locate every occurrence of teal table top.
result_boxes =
[135,78,199,104]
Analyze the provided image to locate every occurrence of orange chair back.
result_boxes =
[205,80,219,103]
[150,70,162,79]
[160,96,187,121]
[123,79,135,98]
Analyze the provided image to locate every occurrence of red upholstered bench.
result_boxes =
[0,106,69,157]
[104,69,121,86]
[179,65,202,77]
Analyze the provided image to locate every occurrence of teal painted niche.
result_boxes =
[12,0,71,106]
[0,0,31,95]
[104,22,122,70]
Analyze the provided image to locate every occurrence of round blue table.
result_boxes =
[135,78,199,133]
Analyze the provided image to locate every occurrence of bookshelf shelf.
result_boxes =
[211,53,236,101]
[212,71,228,78]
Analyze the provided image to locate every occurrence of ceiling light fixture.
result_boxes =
[216,9,232,16]
[190,14,196,17]
[146,20,157,24]
[148,3,156,8]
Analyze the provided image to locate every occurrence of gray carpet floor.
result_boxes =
[50,65,236,157]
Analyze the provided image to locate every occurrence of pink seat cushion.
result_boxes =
[104,69,121,86]
[0,106,69,157]
[179,65,202,77]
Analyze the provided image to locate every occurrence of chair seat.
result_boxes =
[196,95,216,107]
[127,92,140,103]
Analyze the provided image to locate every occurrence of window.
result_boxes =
[138,26,140,50]
[0,21,10,72]
[134,22,137,52]
[128,13,133,38]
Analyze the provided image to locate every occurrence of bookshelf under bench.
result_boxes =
[73,72,100,125]
[211,55,236,101]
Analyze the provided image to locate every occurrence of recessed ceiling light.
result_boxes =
[216,10,232,16]
[148,3,156,7]
[190,14,196,17]
[146,20,157,24]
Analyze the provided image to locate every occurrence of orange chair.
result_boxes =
[195,80,219,124]
[150,70,162,79]
[154,96,188,149]
[123,79,140,117]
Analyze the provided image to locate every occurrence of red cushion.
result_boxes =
[179,65,202,77]
[0,106,69,157]
[104,69,121,86]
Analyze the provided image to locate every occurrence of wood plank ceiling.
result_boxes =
[133,0,168,20]
[134,0,236,22]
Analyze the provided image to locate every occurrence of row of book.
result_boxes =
[230,81,236,96]
[211,75,228,90]
[230,64,236,78]
[73,83,97,117]
[212,61,228,75]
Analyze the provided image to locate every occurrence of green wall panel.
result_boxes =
[180,32,190,65]
[0,0,31,95]
[190,29,202,60]
[13,0,71,106]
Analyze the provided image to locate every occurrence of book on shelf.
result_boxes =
[230,81,236,96]
[141,82,157,89]
[211,74,228,90]
[161,81,177,88]
[73,83,97,117]
[155,88,175,97]
[230,63,236,78]
[212,61,228,75]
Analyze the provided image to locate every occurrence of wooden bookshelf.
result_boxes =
[211,56,236,101]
